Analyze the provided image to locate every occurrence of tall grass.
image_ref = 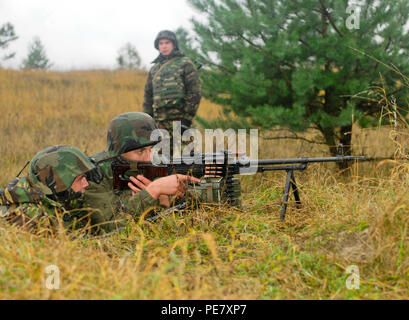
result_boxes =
[0,68,408,299]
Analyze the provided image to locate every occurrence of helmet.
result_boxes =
[154,30,179,51]
[28,145,95,196]
[107,112,160,157]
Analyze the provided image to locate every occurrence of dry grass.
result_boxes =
[1,68,409,299]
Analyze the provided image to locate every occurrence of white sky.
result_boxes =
[0,0,199,70]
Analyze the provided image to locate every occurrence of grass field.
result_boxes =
[1,68,408,299]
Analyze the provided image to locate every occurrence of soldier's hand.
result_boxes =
[159,195,170,207]
[144,174,200,199]
[128,175,152,195]
[128,175,171,207]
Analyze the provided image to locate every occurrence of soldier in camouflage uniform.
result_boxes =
[143,30,201,155]
[83,112,200,233]
[0,145,96,233]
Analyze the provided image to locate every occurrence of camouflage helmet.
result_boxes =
[107,112,160,157]
[28,145,95,195]
[154,30,179,51]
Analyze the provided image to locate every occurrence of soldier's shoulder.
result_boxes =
[177,56,195,65]
[150,62,162,72]
[178,57,199,72]
[89,150,109,162]
[89,150,113,178]
[180,55,193,62]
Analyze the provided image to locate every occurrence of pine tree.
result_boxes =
[21,37,52,70]
[181,0,409,159]
[0,22,18,62]
[116,42,141,69]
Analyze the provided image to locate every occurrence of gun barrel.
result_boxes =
[249,156,366,166]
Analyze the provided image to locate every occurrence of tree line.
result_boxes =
[0,22,141,70]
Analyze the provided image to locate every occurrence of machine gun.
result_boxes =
[112,148,365,220]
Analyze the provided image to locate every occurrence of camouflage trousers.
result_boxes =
[157,120,194,158]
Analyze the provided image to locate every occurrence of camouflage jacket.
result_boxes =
[0,177,91,233]
[83,150,161,233]
[142,50,201,130]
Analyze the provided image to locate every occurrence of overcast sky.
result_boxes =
[0,0,199,70]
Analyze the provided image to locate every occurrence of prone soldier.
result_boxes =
[83,112,200,233]
[0,145,96,233]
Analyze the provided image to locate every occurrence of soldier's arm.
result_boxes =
[82,180,128,233]
[125,174,200,218]
[183,61,201,122]
[125,189,160,216]
[142,69,154,116]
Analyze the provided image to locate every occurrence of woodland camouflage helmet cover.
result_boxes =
[107,112,160,157]
[28,145,95,195]
[154,30,179,50]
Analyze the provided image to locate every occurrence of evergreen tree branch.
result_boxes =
[294,11,323,35]
[298,37,312,49]
[186,0,409,162]
[318,0,343,38]
[235,32,292,90]
[236,33,264,52]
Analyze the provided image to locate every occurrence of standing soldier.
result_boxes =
[143,30,201,155]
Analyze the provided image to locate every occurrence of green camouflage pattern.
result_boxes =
[1,145,97,232]
[154,30,179,50]
[0,177,43,205]
[0,177,93,232]
[90,150,113,177]
[81,173,129,234]
[29,145,95,195]
[143,50,201,133]
[107,112,159,157]
[83,116,163,233]
[0,145,157,234]
[0,177,45,229]
[0,201,55,231]
[84,152,161,232]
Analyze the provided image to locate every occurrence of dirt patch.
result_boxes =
[336,229,375,263]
